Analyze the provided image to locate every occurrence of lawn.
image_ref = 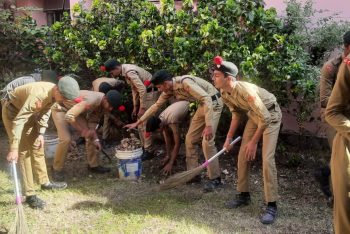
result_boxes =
[0,127,333,234]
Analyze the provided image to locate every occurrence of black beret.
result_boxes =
[151,70,173,86]
[146,116,162,132]
[103,59,121,72]
[343,31,350,46]
[99,82,113,94]
[105,90,122,109]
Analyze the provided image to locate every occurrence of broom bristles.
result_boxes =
[159,165,204,190]
[9,203,29,234]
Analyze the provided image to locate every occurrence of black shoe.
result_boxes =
[41,181,67,190]
[52,170,65,182]
[88,165,111,174]
[226,193,251,208]
[314,167,332,198]
[186,175,201,184]
[141,151,156,161]
[203,177,223,192]
[260,206,278,224]
[26,195,46,209]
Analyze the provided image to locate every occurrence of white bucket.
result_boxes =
[44,135,59,159]
[115,148,143,180]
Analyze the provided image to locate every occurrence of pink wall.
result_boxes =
[265,0,350,20]
[16,0,47,26]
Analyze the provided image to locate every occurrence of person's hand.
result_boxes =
[34,134,45,149]
[244,141,258,161]
[161,162,173,176]
[137,108,146,118]
[161,155,170,166]
[124,122,139,130]
[7,150,18,162]
[223,138,234,152]
[94,140,102,151]
[202,126,213,141]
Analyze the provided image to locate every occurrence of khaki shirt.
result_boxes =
[159,100,189,125]
[121,64,152,109]
[91,77,124,92]
[65,90,105,128]
[320,54,343,108]
[325,54,350,140]
[221,81,278,129]
[7,82,55,150]
[140,75,219,127]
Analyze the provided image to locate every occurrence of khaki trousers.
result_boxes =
[185,98,223,180]
[2,100,49,196]
[52,106,99,171]
[331,134,350,234]
[138,90,160,151]
[237,106,281,202]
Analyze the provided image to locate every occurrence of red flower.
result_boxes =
[213,56,223,65]
[74,97,82,103]
[145,132,151,138]
[100,65,106,72]
[144,80,151,87]
[118,105,126,112]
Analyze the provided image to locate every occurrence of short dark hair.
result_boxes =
[151,70,173,85]
[146,116,162,132]
[104,59,121,72]
[343,31,350,46]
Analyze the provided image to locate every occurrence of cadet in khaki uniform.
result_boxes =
[2,76,79,209]
[91,77,125,144]
[211,56,281,224]
[52,90,123,180]
[102,59,159,159]
[145,100,189,174]
[125,70,223,191]
[316,31,350,199]
[325,54,350,234]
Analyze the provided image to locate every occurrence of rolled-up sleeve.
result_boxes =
[243,87,271,129]
[65,101,87,123]
[127,71,147,109]
[182,79,213,127]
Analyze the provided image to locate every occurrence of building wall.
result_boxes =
[16,0,47,26]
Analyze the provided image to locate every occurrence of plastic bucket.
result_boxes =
[44,135,59,159]
[115,148,143,180]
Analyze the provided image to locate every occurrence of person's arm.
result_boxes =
[182,79,213,127]
[325,61,350,140]
[125,92,170,129]
[162,126,173,162]
[162,124,181,175]
[320,62,336,108]
[127,71,146,111]
[224,114,241,152]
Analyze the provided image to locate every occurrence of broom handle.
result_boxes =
[202,136,242,168]
[11,161,22,204]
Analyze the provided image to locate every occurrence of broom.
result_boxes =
[9,161,29,234]
[159,136,242,190]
